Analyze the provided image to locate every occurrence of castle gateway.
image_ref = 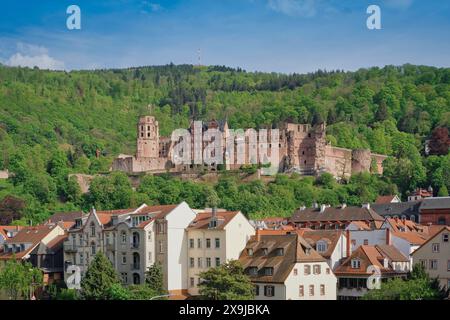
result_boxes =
[112,116,387,178]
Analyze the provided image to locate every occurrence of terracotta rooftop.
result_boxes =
[47,211,84,224]
[375,195,399,204]
[187,211,240,230]
[0,226,23,239]
[297,229,343,259]
[334,245,408,276]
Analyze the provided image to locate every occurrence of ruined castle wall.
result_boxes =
[371,154,388,175]
[324,146,353,178]
[351,149,372,174]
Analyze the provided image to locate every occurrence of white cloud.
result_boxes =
[141,1,163,14]
[267,0,319,17]
[4,43,65,70]
[384,0,414,9]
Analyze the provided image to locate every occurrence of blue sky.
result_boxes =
[0,0,449,73]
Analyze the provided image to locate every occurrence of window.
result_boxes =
[254,285,260,296]
[198,257,202,268]
[320,284,325,296]
[363,239,369,245]
[275,248,284,256]
[304,265,311,275]
[351,259,361,269]
[148,252,152,263]
[79,253,84,265]
[190,257,195,268]
[121,253,126,264]
[262,248,269,256]
[309,285,314,296]
[90,223,95,237]
[432,243,440,253]
[215,238,220,248]
[326,268,330,274]
[206,257,211,267]
[197,238,202,248]
[299,285,304,297]
[248,267,258,276]
[121,273,128,284]
[264,286,275,297]
[447,260,450,272]
[189,239,194,249]
[215,257,220,267]
[148,231,152,242]
[159,240,164,253]
[91,242,96,255]
[293,268,298,276]
[247,248,253,256]
[430,260,438,270]
[190,277,195,287]
[206,238,211,248]
[121,231,127,244]
[420,260,427,269]
[316,241,327,253]
[313,265,321,275]
[264,267,273,276]
[443,234,449,243]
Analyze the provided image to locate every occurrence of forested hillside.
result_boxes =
[0,64,449,224]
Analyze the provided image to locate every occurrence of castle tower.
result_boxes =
[136,116,159,159]
[313,122,327,173]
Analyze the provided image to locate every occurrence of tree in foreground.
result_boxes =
[362,264,448,300]
[198,260,255,300]
[0,259,43,300]
[145,262,166,295]
[80,252,121,300]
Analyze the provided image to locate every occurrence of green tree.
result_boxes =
[438,184,449,196]
[81,252,121,300]
[0,259,43,300]
[198,260,255,300]
[362,264,448,300]
[145,263,165,295]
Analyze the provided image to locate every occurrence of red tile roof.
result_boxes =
[376,195,398,204]
[187,211,240,230]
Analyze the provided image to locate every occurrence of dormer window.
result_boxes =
[316,241,327,253]
[351,259,361,269]
[248,267,258,276]
[208,219,218,229]
[247,248,253,256]
[275,248,284,256]
[262,248,269,256]
[75,219,82,228]
[264,267,273,276]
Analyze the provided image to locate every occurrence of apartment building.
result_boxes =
[239,233,337,300]
[412,226,450,290]
[334,245,410,300]
[63,202,196,295]
[186,209,255,295]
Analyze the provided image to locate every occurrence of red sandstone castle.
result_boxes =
[112,116,387,178]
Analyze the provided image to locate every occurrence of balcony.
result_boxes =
[64,243,78,253]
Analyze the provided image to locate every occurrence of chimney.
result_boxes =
[383,257,389,269]
[386,228,391,245]
[212,207,217,219]
[300,206,306,211]
[320,204,327,213]
[346,229,351,257]
[256,229,261,241]
[341,203,347,209]
[362,203,370,210]
[313,202,319,209]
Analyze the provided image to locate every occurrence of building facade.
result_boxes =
[186,209,255,295]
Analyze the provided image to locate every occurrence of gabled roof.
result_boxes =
[239,233,325,284]
[187,211,240,230]
[291,206,384,223]
[419,197,450,210]
[46,211,84,224]
[375,195,400,204]
[412,226,450,257]
[334,245,408,276]
[0,226,23,239]
[392,231,429,245]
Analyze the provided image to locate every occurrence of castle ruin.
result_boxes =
[112,116,387,178]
